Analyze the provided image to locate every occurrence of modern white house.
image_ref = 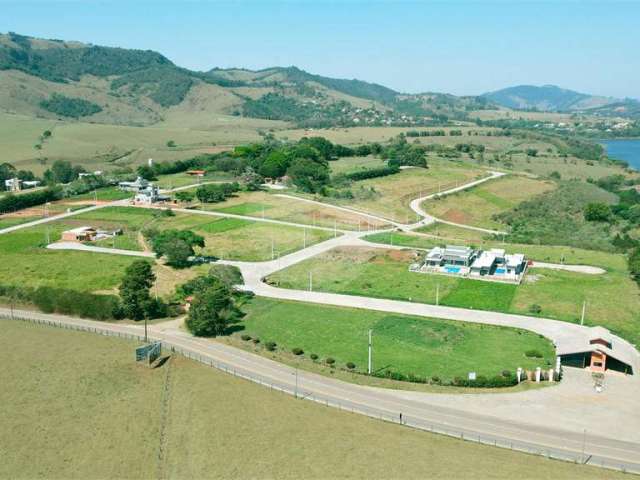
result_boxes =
[413,245,528,283]
[134,185,170,204]
[4,178,41,191]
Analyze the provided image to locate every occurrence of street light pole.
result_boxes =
[144,317,148,343]
[368,329,372,374]
[580,300,586,326]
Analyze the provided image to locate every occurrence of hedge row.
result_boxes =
[344,166,400,181]
[0,187,62,214]
[373,369,519,388]
[0,284,121,321]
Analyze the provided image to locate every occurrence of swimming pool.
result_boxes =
[444,266,461,273]
[495,268,506,275]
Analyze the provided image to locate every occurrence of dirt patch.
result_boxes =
[442,208,472,224]
[387,249,417,262]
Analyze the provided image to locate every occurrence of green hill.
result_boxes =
[0,32,488,128]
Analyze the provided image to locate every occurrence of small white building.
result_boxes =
[118,176,150,192]
[134,185,170,204]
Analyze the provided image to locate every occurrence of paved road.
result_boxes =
[0,201,123,236]
[2,307,639,473]
[46,242,155,258]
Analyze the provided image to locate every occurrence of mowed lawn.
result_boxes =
[1,320,616,480]
[424,175,555,229]
[267,245,640,347]
[237,297,554,379]
[199,190,387,230]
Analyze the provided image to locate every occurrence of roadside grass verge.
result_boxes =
[0,319,616,479]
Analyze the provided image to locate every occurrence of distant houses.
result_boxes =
[61,226,122,242]
[413,245,528,283]
[118,176,170,205]
[4,178,41,192]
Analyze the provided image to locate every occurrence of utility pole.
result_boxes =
[271,238,275,260]
[367,329,372,374]
[309,271,313,292]
[294,367,299,399]
[581,429,587,463]
[436,283,440,306]
[94,189,97,206]
[303,228,307,248]
[580,300,586,326]
[334,219,337,238]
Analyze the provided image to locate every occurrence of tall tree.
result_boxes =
[118,260,155,320]
[150,229,205,267]
[185,279,238,336]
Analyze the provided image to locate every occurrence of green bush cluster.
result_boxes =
[0,284,120,320]
[40,93,102,118]
[344,166,400,181]
[0,187,62,214]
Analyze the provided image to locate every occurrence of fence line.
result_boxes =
[1,311,638,475]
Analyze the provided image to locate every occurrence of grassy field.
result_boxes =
[0,112,275,174]
[267,245,640,346]
[198,190,388,230]
[234,297,554,379]
[66,206,336,261]
[299,159,488,221]
[154,171,236,188]
[0,224,138,292]
[329,155,388,175]
[0,320,617,479]
[425,175,555,229]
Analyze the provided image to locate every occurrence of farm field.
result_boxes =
[0,112,273,174]
[424,175,556,229]
[233,297,554,380]
[267,245,640,346]
[0,320,614,480]
[198,190,388,230]
[302,160,488,221]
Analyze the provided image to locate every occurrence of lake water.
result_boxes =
[601,139,640,170]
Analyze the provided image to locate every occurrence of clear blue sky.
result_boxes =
[2,0,639,98]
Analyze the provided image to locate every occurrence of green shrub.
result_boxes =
[310,353,318,361]
[346,362,356,370]
[241,334,252,341]
[325,357,335,365]
[344,166,400,181]
[525,349,543,358]
[292,347,304,356]
[265,341,277,351]
[529,304,542,314]
[252,338,260,344]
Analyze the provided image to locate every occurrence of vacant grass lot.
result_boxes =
[305,160,487,221]
[1,320,615,479]
[69,206,336,261]
[0,225,138,292]
[199,190,387,230]
[267,245,640,346]
[236,297,554,379]
[329,155,388,175]
[425,175,555,229]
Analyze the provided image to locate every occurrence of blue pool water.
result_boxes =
[495,268,506,275]
[445,266,461,273]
